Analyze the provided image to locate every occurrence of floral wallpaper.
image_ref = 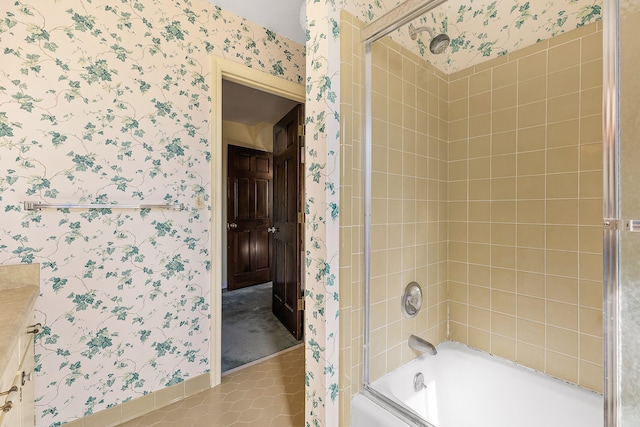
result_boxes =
[442,0,602,72]
[303,1,342,425]
[0,0,303,425]
[0,0,605,425]
[338,0,602,73]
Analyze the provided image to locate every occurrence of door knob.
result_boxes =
[268,227,279,233]
[227,222,238,230]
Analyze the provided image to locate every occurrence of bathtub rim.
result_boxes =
[360,340,603,427]
[360,384,436,427]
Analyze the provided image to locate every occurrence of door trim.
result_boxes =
[210,57,305,386]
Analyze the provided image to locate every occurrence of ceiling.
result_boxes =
[207,0,306,45]
[222,80,298,126]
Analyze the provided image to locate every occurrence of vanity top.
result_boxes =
[0,264,39,374]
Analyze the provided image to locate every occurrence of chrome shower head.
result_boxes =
[429,33,450,55]
[408,23,450,55]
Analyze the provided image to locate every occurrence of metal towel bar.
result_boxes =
[23,201,184,211]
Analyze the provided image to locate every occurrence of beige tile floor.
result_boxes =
[118,344,305,427]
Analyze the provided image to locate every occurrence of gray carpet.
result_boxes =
[222,282,301,372]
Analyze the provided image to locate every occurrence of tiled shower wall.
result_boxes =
[338,10,450,424]
[366,21,450,382]
[446,22,604,393]
[339,14,603,427]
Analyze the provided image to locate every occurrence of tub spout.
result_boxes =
[408,334,437,355]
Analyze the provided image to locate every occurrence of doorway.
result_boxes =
[211,58,306,384]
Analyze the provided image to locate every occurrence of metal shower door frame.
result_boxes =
[360,1,620,426]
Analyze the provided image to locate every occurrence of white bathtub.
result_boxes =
[352,341,603,427]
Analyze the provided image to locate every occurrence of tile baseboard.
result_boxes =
[63,373,211,427]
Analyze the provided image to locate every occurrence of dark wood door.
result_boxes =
[227,145,273,291]
[272,104,304,340]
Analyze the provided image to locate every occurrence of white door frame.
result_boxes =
[210,57,305,386]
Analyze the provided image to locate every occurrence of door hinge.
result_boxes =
[298,212,304,224]
[298,124,305,137]
[301,146,305,164]
[298,298,305,311]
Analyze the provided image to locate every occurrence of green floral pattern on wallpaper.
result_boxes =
[442,0,601,71]
[303,0,342,423]
[340,1,601,73]
[0,0,603,424]
[302,1,602,426]
[0,0,303,425]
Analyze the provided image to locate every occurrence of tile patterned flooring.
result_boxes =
[118,345,305,427]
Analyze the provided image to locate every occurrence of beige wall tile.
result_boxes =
[469,69,492,95]
[547,199,579,225]
[492,177,516,200]
[492,60,518,88]
[546,225,579,251]
[518,51,547,80]
[581,32,603,63]
[518,319,546,346]
[469,113,492,137]
[517,200,546,224]
[548,119,580,148]
[469,135,491,158]
[492,334,516,360]
[492,289,516,315]
[547,146,579,174]
[518,100,547,129]
[518,126,546,152]
[492,312,516,339]
[546,250,579,278]
[492,154,516,178]
[546,275,579,304]
[492,107,517,133]
[517,248,545,273]
[468,222,490,243]
[580,361,603,394]
[517,271,546,298]
[517,224,545,248]
[547,300,579,330]
[547,350,578,383]
[547,66,580,97]
[492,246,516,269]
[492,223,516,246]
[547,326,579,357]
[549,95,581,126]
[492,130,517,155]
[581,59,603,90]
[517,175,546,200]
[580,279,604,309]
[581,87,602,117]
[518,76,547,105]
[548,39,581,72]
[517,342,545,372]
[580,307,603,337]
[470,91,492,115]
[547,173,579,199]
[492,84,517,111]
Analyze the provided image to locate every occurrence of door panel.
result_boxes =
[227,145,273,290]
[272,104,304,340]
